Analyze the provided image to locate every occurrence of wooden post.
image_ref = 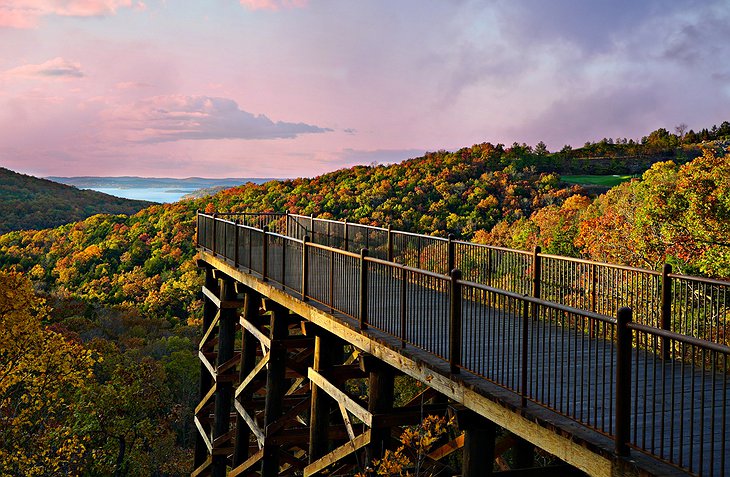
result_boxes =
[660,263,672,360]
[233,289,261,466]
[513,437,535,469]
[449,269,462,374]
[360,249,369,330]
[309,328,340,462]
[366,361,395,464]
[615,307,632,457]
[302,236,310,301]
[462,413,496,477]
[261,301,290,477]
[211,276,237,477]
[194,266,217,468]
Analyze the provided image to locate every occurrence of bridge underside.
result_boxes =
[193,251,687,477]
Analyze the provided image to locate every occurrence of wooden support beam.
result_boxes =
[199,350,217,380]
[228,448,265,477]
[427,433,464,461]
[261,302,290,477]
[212,276,237,477]
[371,402,450,428]
[338,401,356,441]
[194,265,218,468]
[233,288,262,468]
[194,415,213,453]
[513,435,536,469]
[195,383,217,416]
[303,430,371,477]
[308,368,372,427]
[240,316,271,351]
[367,359,395,463]
[309,329,344,463]
[235,352,270,398]
[191,456,212,477]
[202,285,245,309]
[462,413,496,477]
[264,396,311,437]
[233,399,265,448]
[198,309,221,351]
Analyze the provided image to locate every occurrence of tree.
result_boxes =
[0,271,95,476]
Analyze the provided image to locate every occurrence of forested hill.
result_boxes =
[0,167,153,234]
[0,136,728,474]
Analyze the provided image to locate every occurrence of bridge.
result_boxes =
[192,212,729,477]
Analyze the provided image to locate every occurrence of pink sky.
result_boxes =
[1,0,729,178]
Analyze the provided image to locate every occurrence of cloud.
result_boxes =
[239,0,307,11]
[3,57,84,79]
[104,95,332,143]
[0,0,139,28]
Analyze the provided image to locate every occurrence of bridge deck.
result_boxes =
[226,254,729,476]
[196,213,730,476]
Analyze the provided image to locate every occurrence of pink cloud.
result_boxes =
[3,57,84,79]
[102,94,331,143]
[0,0,140,28]
[239,0,307,11]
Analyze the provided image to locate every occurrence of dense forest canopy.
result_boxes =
[0,167,153,234]
[0,123,728,474]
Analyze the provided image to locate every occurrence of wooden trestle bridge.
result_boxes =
[193,212,730,477]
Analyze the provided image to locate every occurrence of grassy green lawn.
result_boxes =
[561,174,635,187]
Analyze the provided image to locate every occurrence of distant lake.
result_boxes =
[89,187,198,203]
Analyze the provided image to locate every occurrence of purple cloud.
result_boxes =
[104,95,332,143]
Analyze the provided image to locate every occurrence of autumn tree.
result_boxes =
[0,271,95,476]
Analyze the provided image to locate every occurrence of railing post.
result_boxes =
[448,234,455,275]
[302,236,310,301]
[532,245,542,299]
[521,299,529,407]
[486,247,493,287]
[590,263,598,313]
[234,220,240,268]
[360,248,369,330]
[281,231,286,287]
[310,213,315,242]
[343,219,349,252]
[400,266,407,348]
[615,307,633,457]
[285,210,290,238]
[449,268,462,374]
[387,225,393,262]
[660,263,672,360]
[212,213,218,256]
[195,210,200,247]
[262,225,269,282]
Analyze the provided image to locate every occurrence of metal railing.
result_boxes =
[197,212,729,475]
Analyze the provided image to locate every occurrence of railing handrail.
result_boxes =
[538,252,663,276]
[628,321,730,354]
[366,255,452,281]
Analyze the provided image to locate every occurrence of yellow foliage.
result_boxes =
[0,271,95,476]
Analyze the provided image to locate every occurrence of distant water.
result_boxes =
[89,187,198,203]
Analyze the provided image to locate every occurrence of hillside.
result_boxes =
[0,167,153,234]
[1,132,728,474]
